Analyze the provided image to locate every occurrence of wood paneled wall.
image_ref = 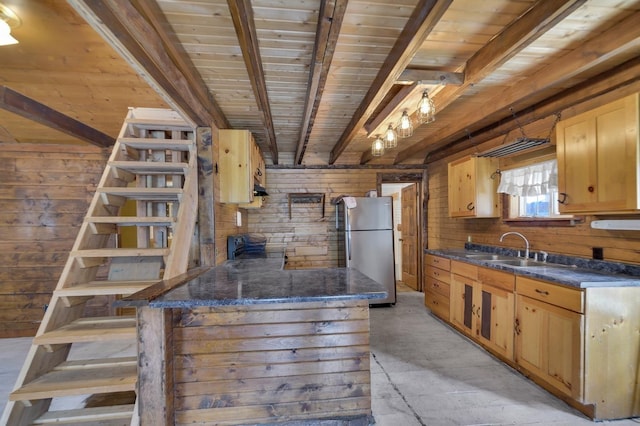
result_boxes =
[246,168,423,269]
[427,88,640,265]
[0,144,109,337]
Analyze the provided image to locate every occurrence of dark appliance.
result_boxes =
[227,234,267,259]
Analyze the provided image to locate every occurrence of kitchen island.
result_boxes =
[120,258,386,425]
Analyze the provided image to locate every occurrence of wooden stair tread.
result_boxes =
[71,248,169,258]
[97,187,182,201]
[56,280,157,297]
[118,137,192,151]
[86,216,175,226]
[32,404,134,425]
[33,316,136,345]
[125,117,192,131]
[9,357,137,401]
[109,160,189,174]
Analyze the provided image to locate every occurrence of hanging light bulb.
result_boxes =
[416,90,435,124]
[0,4,20,46]
[383,124,398,149]
[397,111,413,138]
[371,135,385,157]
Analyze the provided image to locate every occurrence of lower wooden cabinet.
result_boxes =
[425,254,640,420]
[424,254,450,320]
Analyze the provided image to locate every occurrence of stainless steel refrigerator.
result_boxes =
[336,196,396,305]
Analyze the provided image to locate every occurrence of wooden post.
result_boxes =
[197,127,216,267]
[137,306,175,425]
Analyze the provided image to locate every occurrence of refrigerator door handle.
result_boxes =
[347,231,352,261]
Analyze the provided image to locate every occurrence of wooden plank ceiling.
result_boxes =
[1,0,639,165]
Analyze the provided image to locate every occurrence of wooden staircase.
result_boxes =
[1,108,198,426]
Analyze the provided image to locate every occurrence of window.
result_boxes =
[498,159,573,220]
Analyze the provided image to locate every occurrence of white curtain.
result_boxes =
[497,159,557,197]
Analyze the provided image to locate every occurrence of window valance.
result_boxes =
[497,159,557,197]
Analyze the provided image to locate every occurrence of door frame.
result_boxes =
[377,172,426,291]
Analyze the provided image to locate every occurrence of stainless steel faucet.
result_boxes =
[499,232,529,259]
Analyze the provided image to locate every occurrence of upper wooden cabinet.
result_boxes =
[218,129,266,204]
[556,93,639,213]
[448,156,500,218]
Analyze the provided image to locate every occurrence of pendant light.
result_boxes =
[397,111,413,138]
[383,124,398,149]
[416,90,435,124]
[0,4,19,46]
[371,135,385,157]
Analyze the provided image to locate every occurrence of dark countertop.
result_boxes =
[120,257,387,308]
[426,248,640,289]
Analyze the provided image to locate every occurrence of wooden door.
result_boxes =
[401,184,418,290]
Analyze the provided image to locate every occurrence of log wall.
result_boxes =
[171,301,372,425]
[0,144,109,337]
[246,168,423,269]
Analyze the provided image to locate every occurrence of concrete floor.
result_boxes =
[1,289,640,425]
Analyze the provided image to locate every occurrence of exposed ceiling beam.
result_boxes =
[395,7,640,164]
[0,86,115,148]
[364,82,421,136]
[130,0,229,129]
[68,0,226,129]
[396,69,464,85]
[327,0,453,164]
[295,0,348,165]
[427,56,640,164]
[228,0,279,164]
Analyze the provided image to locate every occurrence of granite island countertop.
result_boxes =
[427,248,640,289]
[120,257,387,308]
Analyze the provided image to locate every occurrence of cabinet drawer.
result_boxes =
[478,267,515,292]
[425,254,450,271]
[451,260,478,280]
[425,291,449,320]
[516,277,584,313]
[426,266,450,284]
[425,276,449,299]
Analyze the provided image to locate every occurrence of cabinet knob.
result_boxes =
[588,185,594,193]
[466,202,475,211]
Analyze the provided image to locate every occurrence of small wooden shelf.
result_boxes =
[288,193,325,219]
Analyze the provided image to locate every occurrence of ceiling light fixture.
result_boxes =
[397,111,413,138]
[416,90,435,124]
[371,135,385,157]
[383,124,398,149]
[0,4,20,46]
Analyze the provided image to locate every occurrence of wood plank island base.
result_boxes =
[121,259,386,425]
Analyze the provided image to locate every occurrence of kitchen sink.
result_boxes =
[464,253,507,260]
[488,259,557,268]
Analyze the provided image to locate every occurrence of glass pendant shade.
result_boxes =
[383,124,398,149]
[371,135,385,157]
[0,20,17,46]
[397,111,413,138]
[417,90,435,124]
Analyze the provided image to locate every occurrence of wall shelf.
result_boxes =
[288,193,325,219]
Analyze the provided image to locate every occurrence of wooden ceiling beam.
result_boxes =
[361,0,584,165]
[426,56,640,164]
[395,7,640,164]
[327,0,453,164]
[364,83,421,137]
[68,0,226,129]
[396,69,464,85]
[228,0,279,164]
[0,86,115,148]
[295,0,348,165]
[130,0,229,129]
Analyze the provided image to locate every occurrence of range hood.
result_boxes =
[254,183,269,196]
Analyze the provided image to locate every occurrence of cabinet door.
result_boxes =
[219,129,253,203]
[478,284,514,361]
[515,294,583,399]
[450,273,475,335]
[557,93,639,213]
[448,158,476,217]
